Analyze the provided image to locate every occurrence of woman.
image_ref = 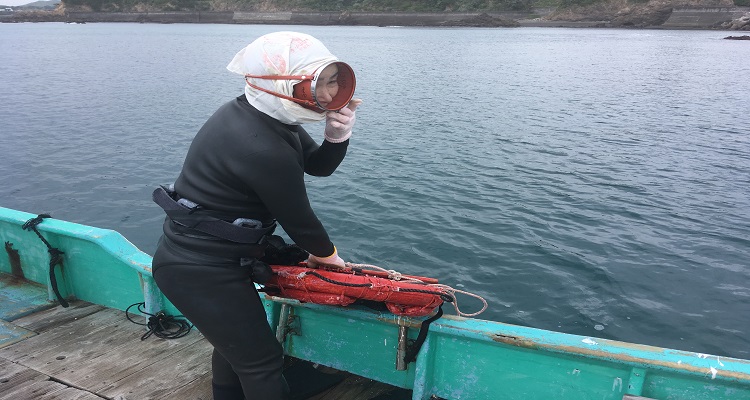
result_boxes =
[151,31,362,400]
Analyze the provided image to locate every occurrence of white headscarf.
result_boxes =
[227,31,338,125]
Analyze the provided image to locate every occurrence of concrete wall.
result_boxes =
[662,6,749,28]
[234,11,541,25]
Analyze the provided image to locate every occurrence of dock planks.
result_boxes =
[0,301,406,400]
[0,301,212,399]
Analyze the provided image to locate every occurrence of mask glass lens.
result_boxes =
[314,62,356,111]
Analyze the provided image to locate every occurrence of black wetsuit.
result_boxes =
[152,95,347,400]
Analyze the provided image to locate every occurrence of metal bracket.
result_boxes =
[396,325,409,370]
[275,304,301,345]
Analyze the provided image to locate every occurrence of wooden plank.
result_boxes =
[0,308,129,363]
[96,338,213,399]
[1,379,74,400]
[71,330,208,392]
[0,319,36,349]
[0,369,48,396]
[1,356,102,399]
[2,306,213,400]
[41,387,104,400]
[5,306,210,397]
[24,320,156,376]
[0,356,48,396]
[0,379,104,400]
[308,374,400,400]
[12,300,105,333]
[0,273,55,321]
[163,371,213,400]
[4,303,403,400]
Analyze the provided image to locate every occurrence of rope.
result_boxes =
[306,271,373,288]
[395,287,455,302]
[346,263,425,284]
[345,262,488,317]
[125,302,193,340]
[427,284,489,317]
[22,214,69,308]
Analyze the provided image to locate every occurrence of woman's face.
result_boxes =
[314,63,340,109]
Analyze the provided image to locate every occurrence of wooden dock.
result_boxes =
[0,301,407,400]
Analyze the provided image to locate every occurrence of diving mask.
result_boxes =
[244,61,356,113]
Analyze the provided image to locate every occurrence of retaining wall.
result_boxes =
[662,6,749,28]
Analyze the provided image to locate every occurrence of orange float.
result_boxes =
[264,263,453,317]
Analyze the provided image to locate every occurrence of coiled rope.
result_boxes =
[125,302,193,340]
[345,262,488,317]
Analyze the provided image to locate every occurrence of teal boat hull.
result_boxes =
[1,206,749,400]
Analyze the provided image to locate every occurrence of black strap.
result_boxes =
[306,271,373,287]
[404,304,444,364]
[152,186,275,244]
[22,214,69,308]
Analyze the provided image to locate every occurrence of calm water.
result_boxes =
[1,23,748,359]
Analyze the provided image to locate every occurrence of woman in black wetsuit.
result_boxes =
[151,31,362,400]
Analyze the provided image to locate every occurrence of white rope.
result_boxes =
[427,284,488,317]
[346,263,426,284]
[344,262,488,317]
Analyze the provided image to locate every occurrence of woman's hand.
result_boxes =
[324,99,363,143]
[307,246,346,269]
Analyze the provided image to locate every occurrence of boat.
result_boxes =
[1,205,749,400]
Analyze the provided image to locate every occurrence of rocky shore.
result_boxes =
[1,7,749,30]
[720,11,750,29]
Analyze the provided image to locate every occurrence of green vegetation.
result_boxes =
[530,0,560,7]
[63,0,208,11]
[55,0,750,14]
[271,0,532,12]
[558,0,748,7]
[556,0,597,7]
[61,0,537,12]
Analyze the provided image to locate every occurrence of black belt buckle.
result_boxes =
[241,258,273,284]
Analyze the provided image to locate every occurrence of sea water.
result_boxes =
[1,23,748,359]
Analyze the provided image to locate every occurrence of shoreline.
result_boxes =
[1,8,748,30]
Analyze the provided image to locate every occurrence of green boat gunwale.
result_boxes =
[268,294,750,383]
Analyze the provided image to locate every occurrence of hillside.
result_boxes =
[2,0,748,29]
[60,0,537,13]
[55,0,749,13]
[548,0,746,26]
[1,0,59,8]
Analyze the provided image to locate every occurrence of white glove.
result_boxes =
[324,99,362,143]
[307,246,346,269]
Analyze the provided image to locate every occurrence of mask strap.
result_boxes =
[246,73,311,80]
[244,75,319,109]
